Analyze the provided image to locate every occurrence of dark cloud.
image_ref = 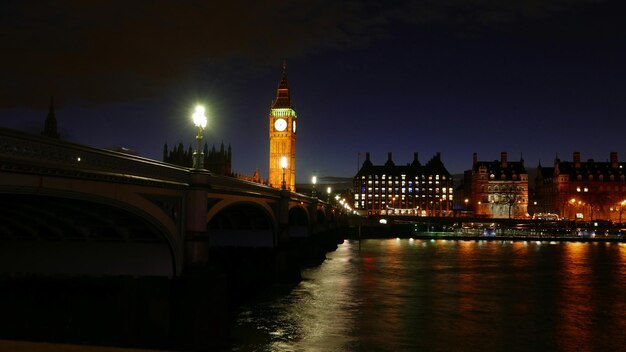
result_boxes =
[0,0,613,108]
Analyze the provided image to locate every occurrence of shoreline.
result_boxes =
[347,233,626,243]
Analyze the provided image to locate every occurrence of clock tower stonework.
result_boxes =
[269,63,297,191]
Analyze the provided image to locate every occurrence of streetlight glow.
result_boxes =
[192,105,207,129]
[192,104,207,169]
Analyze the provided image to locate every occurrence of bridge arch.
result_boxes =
[207,201,276,247]
[0,190,181,278]
[289,205,310,237]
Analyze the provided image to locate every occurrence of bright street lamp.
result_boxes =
[312,175,317,197]
[327,186,331,202]
[280,156,288,190]
[192,105,207,169]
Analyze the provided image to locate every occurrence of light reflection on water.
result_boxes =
[231,239,626,352]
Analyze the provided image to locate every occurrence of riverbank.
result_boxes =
[345,223,626,242]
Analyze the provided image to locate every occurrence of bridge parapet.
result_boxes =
[0,127,189,184]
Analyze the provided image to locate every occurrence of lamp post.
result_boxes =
[327,186,331,203]
[312,175,317,197]
[192,105,207,169]
[280,156,288,190]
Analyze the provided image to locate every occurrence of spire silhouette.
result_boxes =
[42,96,60,139]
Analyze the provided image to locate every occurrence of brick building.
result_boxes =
[469,152,529,219]
[534,152,626,222]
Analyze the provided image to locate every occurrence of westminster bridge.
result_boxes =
[0,127,345,349]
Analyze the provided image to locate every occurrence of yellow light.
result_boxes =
[280,156,288,169]
[192,105,207,129]
[312,176,317,185]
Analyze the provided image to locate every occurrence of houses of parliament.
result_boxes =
[163,63,297,189]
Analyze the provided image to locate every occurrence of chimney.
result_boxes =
[413,152,418,163]
[573,152,581,168]
[501,152,508,168]
[473,152,477,166]
[611,152,618,168]
[384,152,395,167]
[365,152,370,161]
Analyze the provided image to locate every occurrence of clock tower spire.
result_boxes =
[268,62,297,191]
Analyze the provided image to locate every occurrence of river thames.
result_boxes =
[231,238,626,351]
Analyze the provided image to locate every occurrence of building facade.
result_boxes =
[163,141,232,175]
[534,152,626,222]
[353,152,454,216]
[268,63,297,191]
[469,152,529,219]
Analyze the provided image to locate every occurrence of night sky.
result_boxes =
[2,1,626,183]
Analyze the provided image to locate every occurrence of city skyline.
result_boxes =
[2,1,626,183]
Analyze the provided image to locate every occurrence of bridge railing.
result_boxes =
[0,127,189,184]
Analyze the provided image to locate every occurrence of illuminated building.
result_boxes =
[268,63,297,191]
[534,152,626,221]
[353,152,454,216]
[469,152,529,218]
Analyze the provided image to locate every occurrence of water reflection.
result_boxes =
[232,239,626,351]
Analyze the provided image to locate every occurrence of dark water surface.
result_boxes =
[231,239,626,351]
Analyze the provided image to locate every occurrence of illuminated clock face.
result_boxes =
[292,120,296,133]
[274,118,287,131]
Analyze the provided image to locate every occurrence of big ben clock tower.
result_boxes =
[269,63,297,191]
